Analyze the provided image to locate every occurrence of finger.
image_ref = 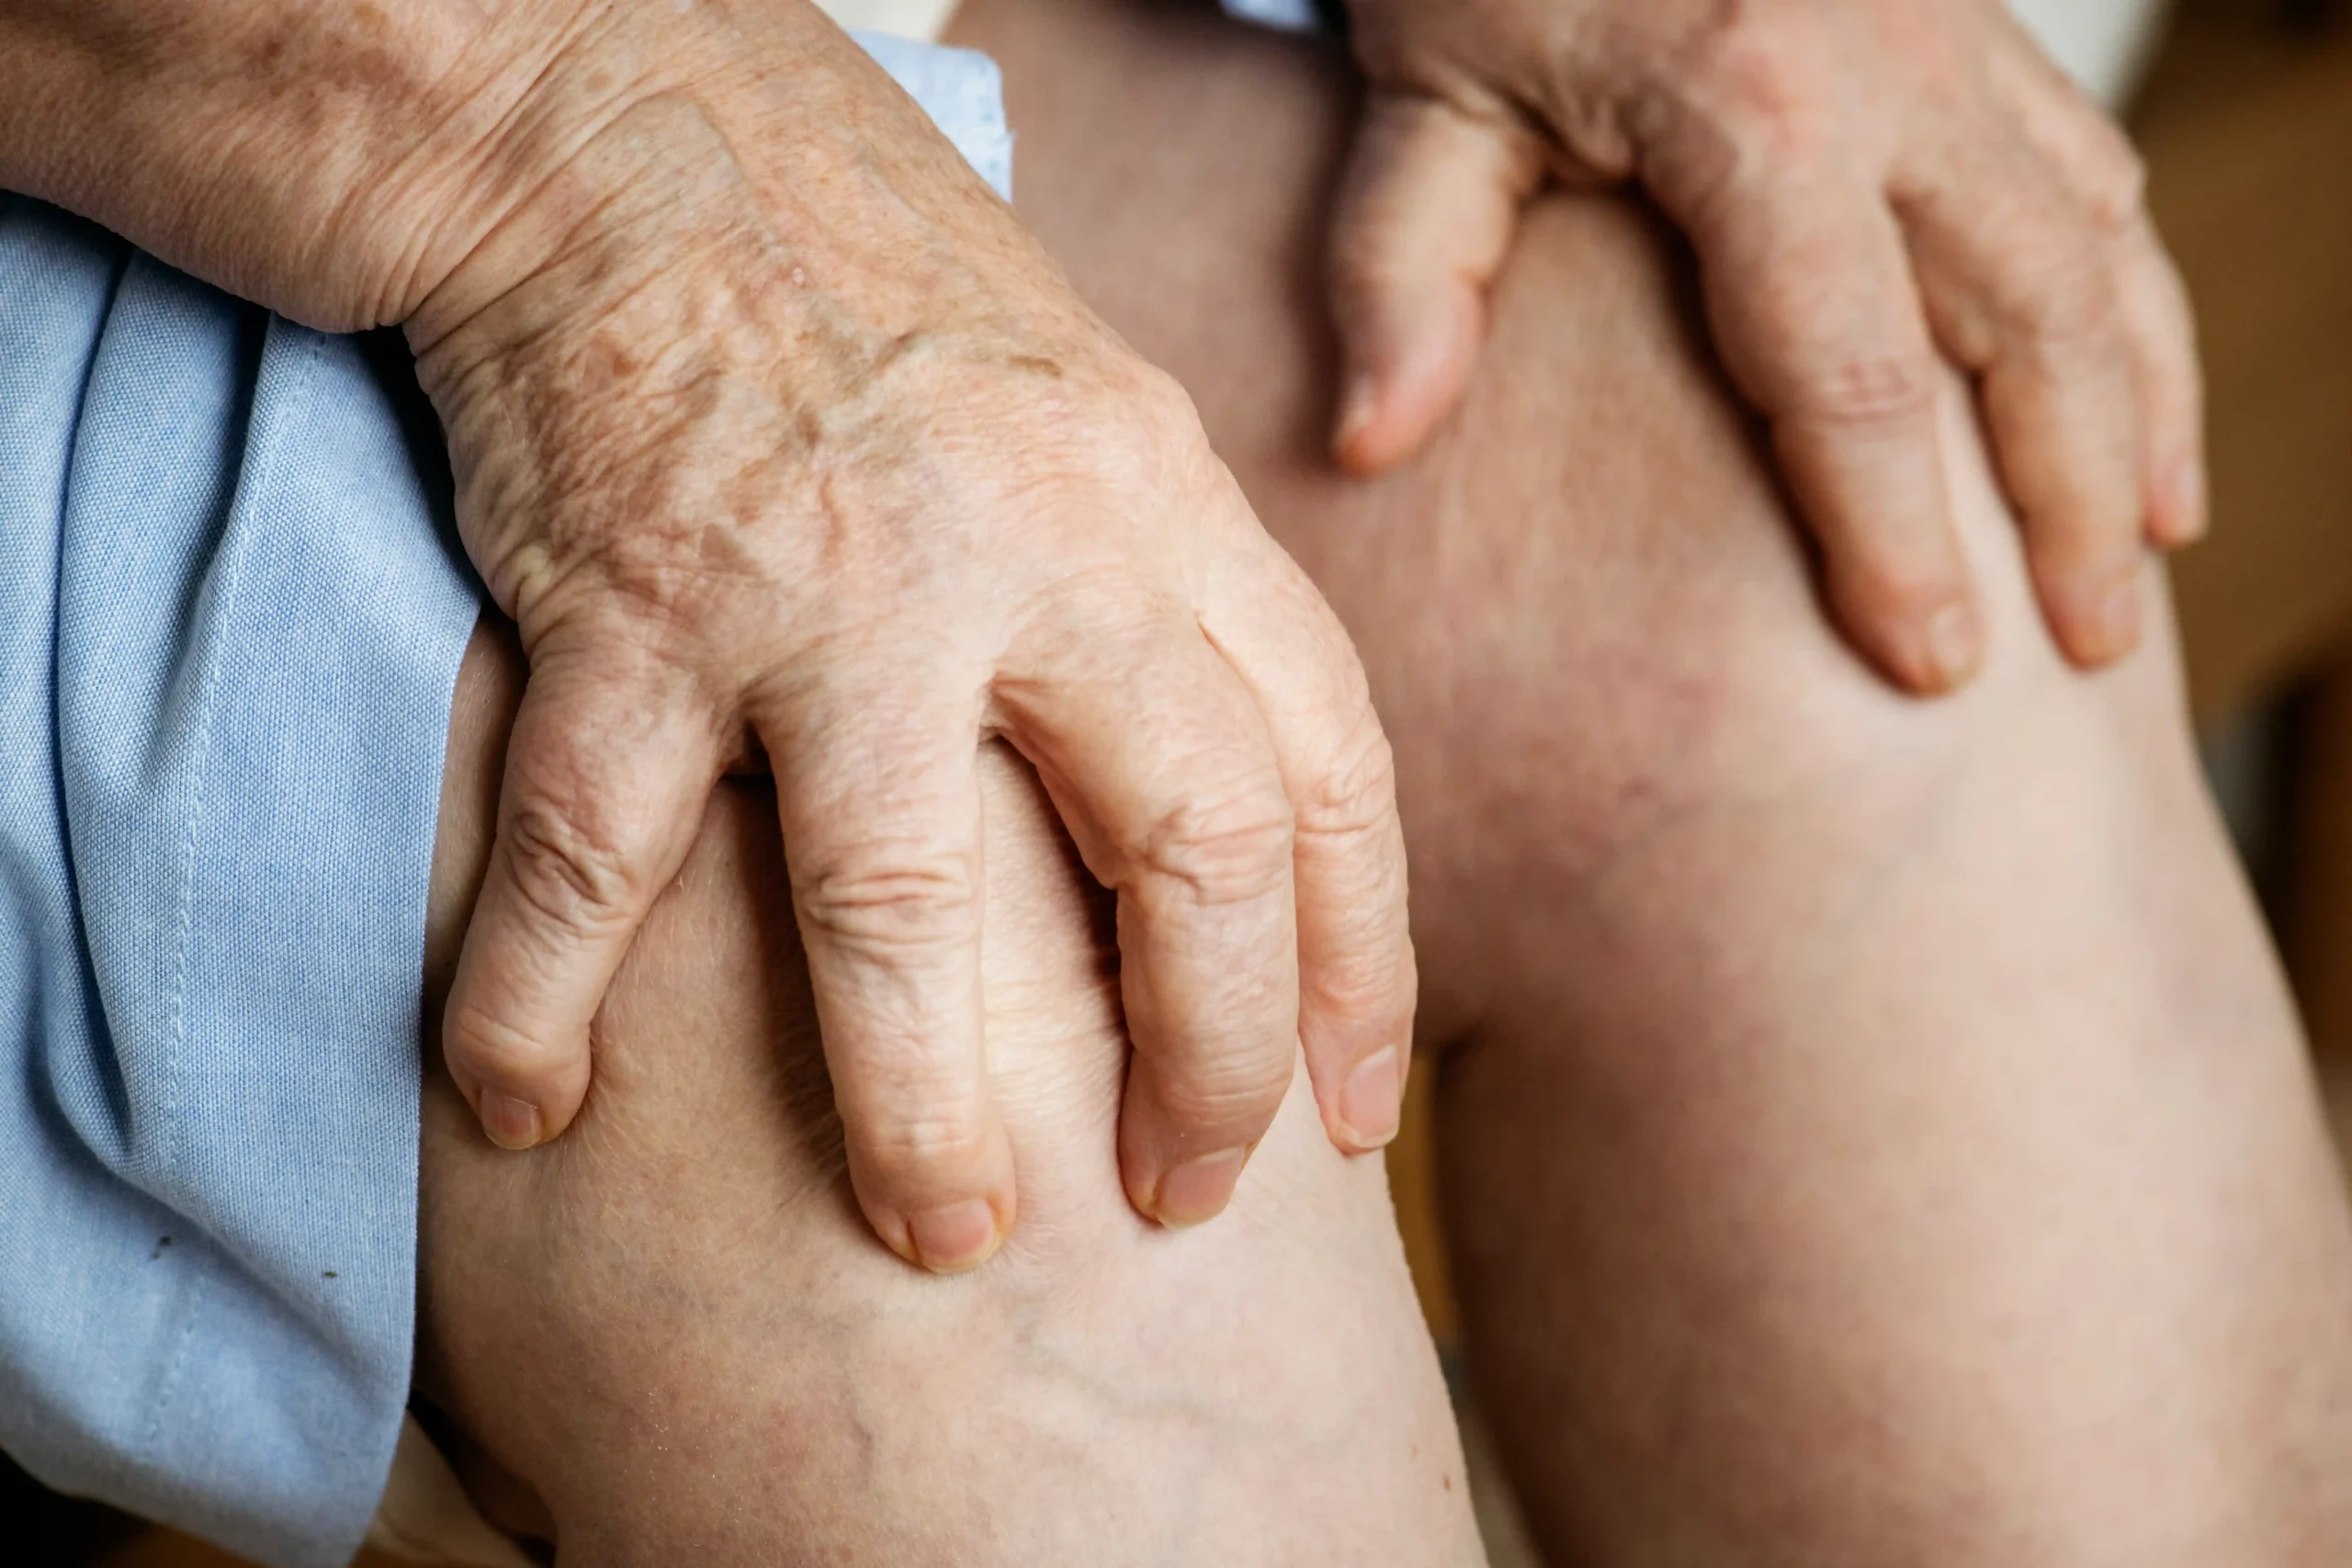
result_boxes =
[1645,142,1982,694]
[757,667,1010,1275]
[443,638,719,1150]
[1994,63,2207,547]
[2109,214,2206,547]
[1327,88,1544,475]
[1898,128,2147,668]
[997,605,1299,1229]
[1199,514,1415,1156]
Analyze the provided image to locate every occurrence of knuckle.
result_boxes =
[862,1102,993,1178]
[1153,1053,1293,1134]
[1308,940,1418,1032]
[1790,347,1939,430]
[796,847,981,959]
[2067,116,2148,231]
[1085,359,1228,508]
[2004,237,2123,362]
[1669,16,1830,167]
[1637,101,1784,240]
[1295,703,1401,845]
[1684,6,1805,107]
[1136,779,1296,908]
[502,803,645,937]
[1115,362,1210,454]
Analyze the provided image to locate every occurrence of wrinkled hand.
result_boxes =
[1326,0,2204,691]
[397,13,1418,1270]
[0,0,1413,1269]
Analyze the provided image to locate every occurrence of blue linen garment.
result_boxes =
[0,38,1011,1568]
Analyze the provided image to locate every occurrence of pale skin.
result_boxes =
[1325,0,2208,690]
[401,2,2352,1562]
[418,637,1485,1566]
[0,0,1419,1268]
[0,0,2207,1281]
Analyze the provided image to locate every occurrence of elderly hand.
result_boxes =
[1325,0,2204,692]
[1,0,1415,1270]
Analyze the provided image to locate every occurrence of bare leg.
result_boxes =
[413,626,1485,1567]
[951,0,2352,1561]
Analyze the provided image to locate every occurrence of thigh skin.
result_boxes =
[948,0,2352,1562]
[413,624,1486,1568]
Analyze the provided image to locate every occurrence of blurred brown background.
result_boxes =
[10,0,2352,1562]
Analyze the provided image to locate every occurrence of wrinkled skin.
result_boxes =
[415,625,1484,1568]
[0,0,1419,1267]
[1325,0,2206,694]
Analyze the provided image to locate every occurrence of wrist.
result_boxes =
[0,0,859,335]
[378,5,797,337]
[405,0,967,358]
[401,4,1070,628]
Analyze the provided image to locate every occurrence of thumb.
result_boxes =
[1328,90,1542,474]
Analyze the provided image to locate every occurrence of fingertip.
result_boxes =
[2052,566,2145,669]
[1332,1043,1404,1154]
[1826,568,1987,698]
[1115,1072,1265,1229]
[1918,595,1989,694]
[1143,1147,1250,1230]
[900,1195,1012,1275]
[1328,92,1528,477]
[1331,373,1383,470]
[1808,484,1984,698]
[1329,285,1482,476]
[477,1089,547,1152]
[2148,451,2209,548]
[1117,1056,1287,1230]
[843,1091,1016,1273]
[442,992,589,1152]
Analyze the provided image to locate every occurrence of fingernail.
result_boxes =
[1333,374,1379,455]
[1923,601,1984,691]
[1338,1047,1402,1151]
[2098,573,2143,656]
[1151,1148,1249,1229]
[907,1199,1002,1274]
[479,1091,543,1151]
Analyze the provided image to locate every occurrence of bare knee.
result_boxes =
[412,626,1478,1567]
[1308,190,2237,1025]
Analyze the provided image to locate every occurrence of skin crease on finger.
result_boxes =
[413,622,1486,1568]
[0,0,1422,1259]
[1319,0,2207,694]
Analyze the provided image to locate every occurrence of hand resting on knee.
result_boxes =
[407,623,1483,1568]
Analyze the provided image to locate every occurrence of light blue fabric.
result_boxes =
[1222,0,1321,30]
[0,37,1012,1568]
